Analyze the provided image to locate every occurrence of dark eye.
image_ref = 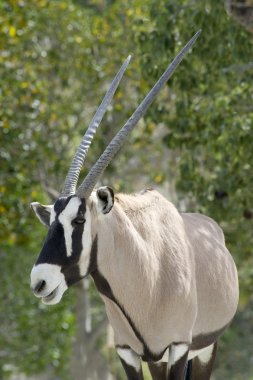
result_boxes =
[73,218,85,225]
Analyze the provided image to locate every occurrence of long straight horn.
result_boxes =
[61,55,131,196]
[76,30,201,198]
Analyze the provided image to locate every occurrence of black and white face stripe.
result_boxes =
[36,196,87,264]
[30,186,115,305]
[31,195,93,304]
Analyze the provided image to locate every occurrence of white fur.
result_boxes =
[30,263,67,305]
[117,348,140,371]
[42,280,68,305]
[79,207,92,276]
[50,208,56,224]
[190,344,214,363]
[169,344,188,367]
[157,348,169,363]
[157,344,214,364]
[90,191,101,215]
[58,197,81,257]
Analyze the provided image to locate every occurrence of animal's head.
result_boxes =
[30,187,114,305]
[30,31,200,305]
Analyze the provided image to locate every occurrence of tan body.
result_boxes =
[89,189,239,358]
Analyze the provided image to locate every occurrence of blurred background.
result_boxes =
[0,0,253,379]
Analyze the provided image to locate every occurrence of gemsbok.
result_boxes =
[30,31,239,380]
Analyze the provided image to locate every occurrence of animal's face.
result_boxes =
[30,187,114,305]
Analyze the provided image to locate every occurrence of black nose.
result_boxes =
[33,280,46,294]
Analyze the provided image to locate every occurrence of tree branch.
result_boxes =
[88,317,108,349]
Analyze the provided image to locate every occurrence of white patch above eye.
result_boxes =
[58,197,82,257]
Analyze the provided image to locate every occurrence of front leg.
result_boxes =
[116,346,144,380]
[169,343,189,380]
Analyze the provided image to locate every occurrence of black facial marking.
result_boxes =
[62,229,97,287]
[54,196,73,214]
[71,198,86,262]
[36,222,67,266]
[87,236,98,274]
[35,196,87,288]
[62,265,82,287]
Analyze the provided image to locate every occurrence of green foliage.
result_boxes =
[0,0,107,377]
[0,0,145,377]
[134,1,253,378]
[135,0,253,299]
[0,229,76,379]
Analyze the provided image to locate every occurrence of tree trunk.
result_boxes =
[70,279,115,380]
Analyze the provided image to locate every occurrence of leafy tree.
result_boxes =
[0,1,146,378]
[0,0,123,378]
[133,1,253,378]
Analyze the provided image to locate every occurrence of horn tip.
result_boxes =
[188,30,201,48]
[193,30,202,40]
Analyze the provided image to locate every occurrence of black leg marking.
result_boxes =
[117,347,144,380]
[119,358,144,380]
[191,342,218,380]
[148,362,167,380]
[185,360,192,380]
[169,349,189,380]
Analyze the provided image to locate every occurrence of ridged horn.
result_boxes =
[76,30,201,198]
[61,55,131,196]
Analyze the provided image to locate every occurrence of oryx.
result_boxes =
[30,31,239,380]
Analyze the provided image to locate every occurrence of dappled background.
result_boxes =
[0,0,253,379]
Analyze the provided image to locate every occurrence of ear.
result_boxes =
[30,202,53,227]
[96,186,114,214]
